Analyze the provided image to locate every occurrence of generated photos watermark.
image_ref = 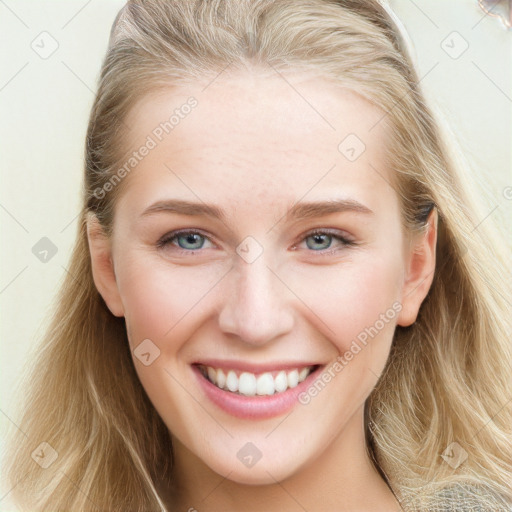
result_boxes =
[298,301,402,405]
[93,96,198,200]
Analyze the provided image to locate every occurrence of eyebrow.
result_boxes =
[139,198,373,221]
[141,199,226,220]
[287,199,373,219]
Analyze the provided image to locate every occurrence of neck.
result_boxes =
[160,407,401,512]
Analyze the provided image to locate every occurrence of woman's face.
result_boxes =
[88,69,434,486]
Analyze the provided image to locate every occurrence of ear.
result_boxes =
[397,208,438,327]
[86,212,125,317]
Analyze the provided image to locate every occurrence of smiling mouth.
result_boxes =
[196,364,320,396]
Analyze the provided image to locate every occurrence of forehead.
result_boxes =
[117,69,394,219]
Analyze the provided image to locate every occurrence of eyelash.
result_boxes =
[156,228,356,256]
[294,228,356,255]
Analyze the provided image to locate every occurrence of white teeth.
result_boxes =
[216,368,226,389]
[287,369,299,389]
[226,370,238,392]
[256,373,275,395]
[298,367,310,382]
[201,365,316,396]
[239,372,257,396]
[274,371,288,393]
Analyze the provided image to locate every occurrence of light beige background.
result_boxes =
[1,1,511,509]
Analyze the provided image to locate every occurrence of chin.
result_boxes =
[204,454,301,486]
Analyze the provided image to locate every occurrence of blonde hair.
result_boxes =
[4,1,511,510]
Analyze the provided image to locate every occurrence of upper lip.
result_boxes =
[193,359,323,374]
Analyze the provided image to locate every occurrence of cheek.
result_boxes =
[291,251,403,355]
[115,259,223,426]
[116,255,226,347]
[292,253,403,409]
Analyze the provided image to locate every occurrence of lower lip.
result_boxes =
[192,364,324,420]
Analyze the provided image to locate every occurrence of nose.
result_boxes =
[217,255,295,346]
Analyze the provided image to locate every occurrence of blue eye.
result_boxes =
[157,230,213,251]
[305,233,334,250]
[157,229,354,255]
[301,230,354,253]
[175,232,205,250]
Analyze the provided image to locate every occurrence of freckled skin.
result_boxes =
[88,69,436,511]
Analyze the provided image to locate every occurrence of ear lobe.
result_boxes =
[86,213,125,317]
[397,208,438,327]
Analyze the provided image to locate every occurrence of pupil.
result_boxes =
[308,234,331,250]
[179,233,203,249]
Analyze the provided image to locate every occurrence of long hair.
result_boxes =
[4,1,511,510]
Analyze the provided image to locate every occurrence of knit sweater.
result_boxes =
[399,483,512,511]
